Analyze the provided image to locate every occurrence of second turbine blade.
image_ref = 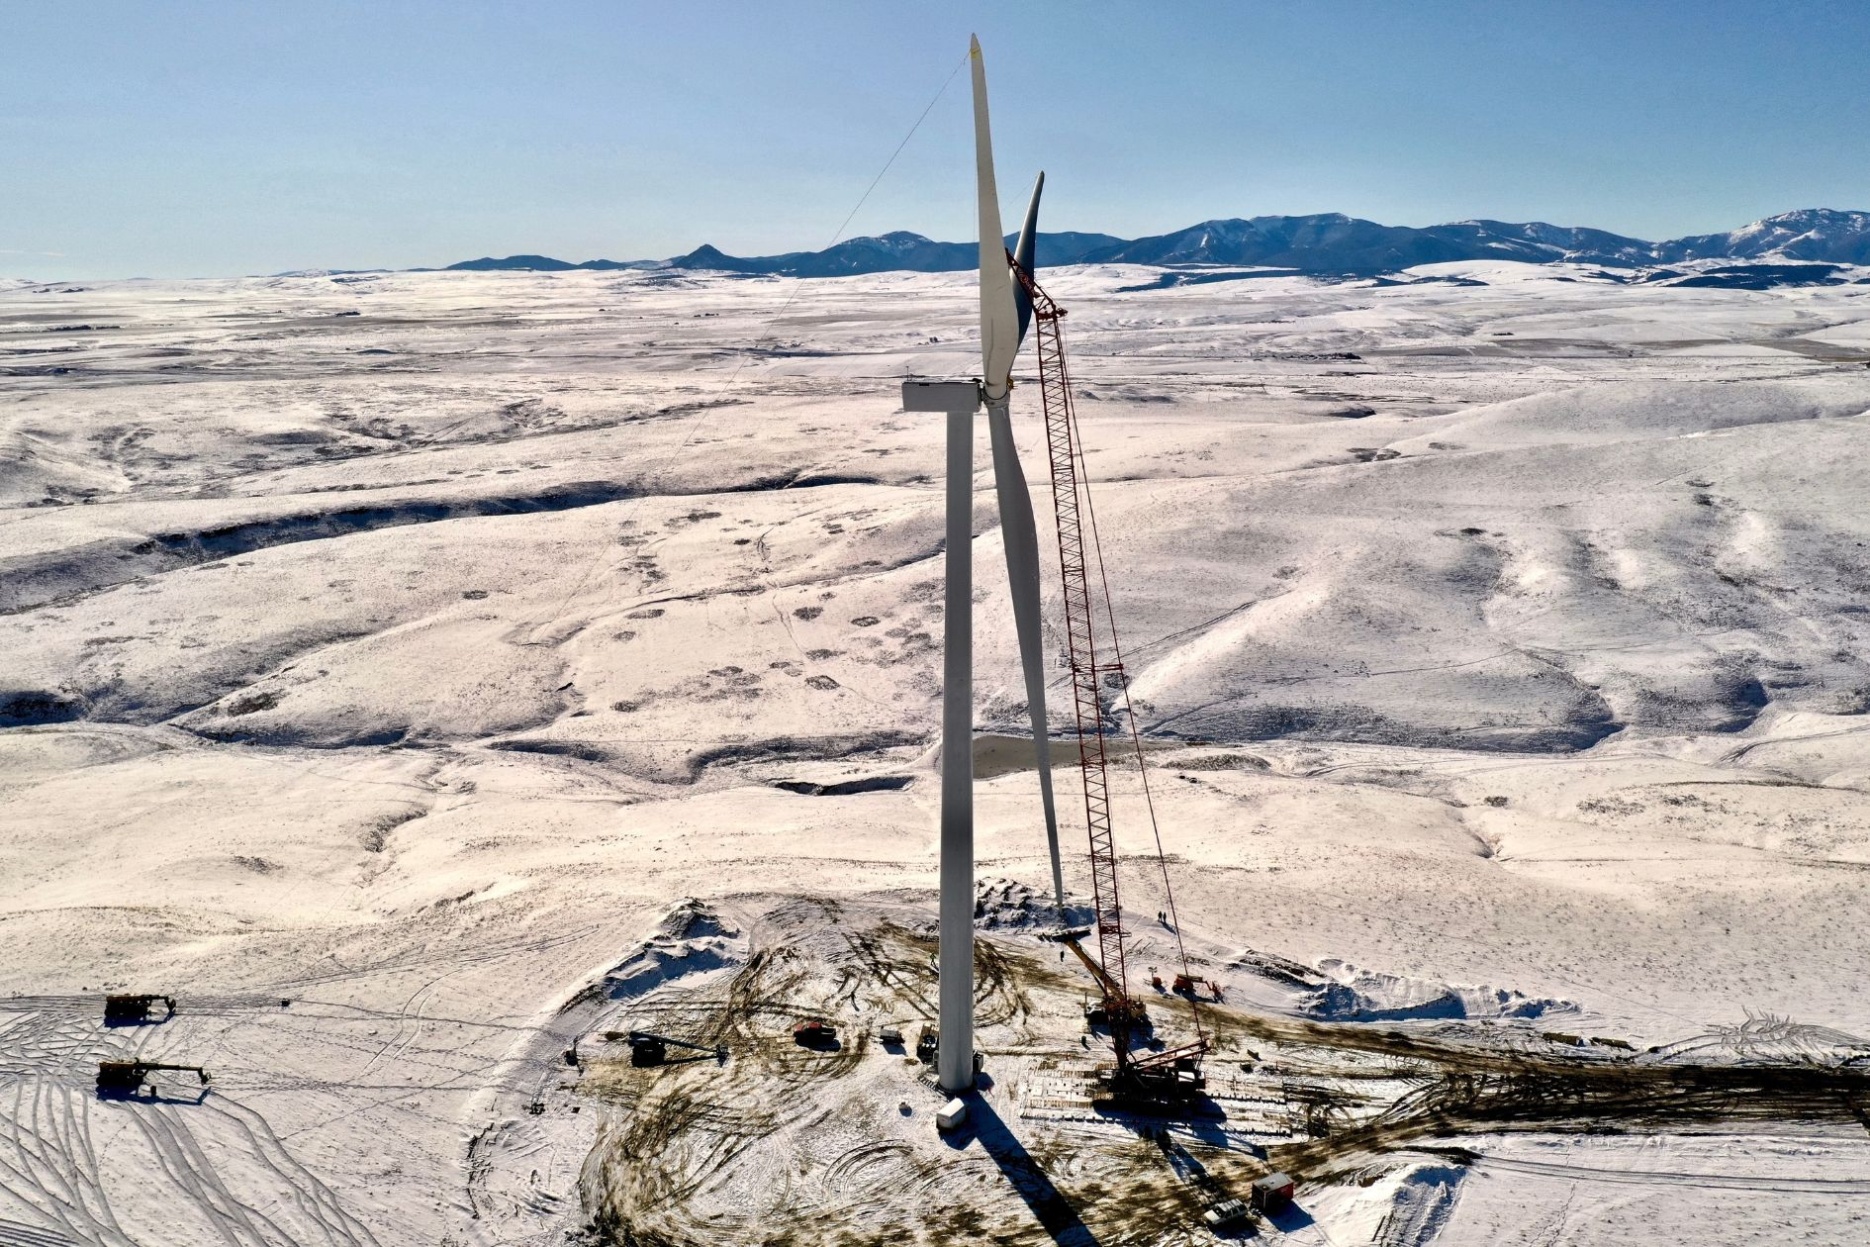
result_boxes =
[988,401,1065,910]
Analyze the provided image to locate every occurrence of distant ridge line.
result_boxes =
[446,209,1870,278]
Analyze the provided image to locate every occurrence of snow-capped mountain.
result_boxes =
[1083,214,1660,269]
[445,209,1870,277]
[1656,209,1870,264]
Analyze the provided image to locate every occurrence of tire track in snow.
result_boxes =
[205,1098,383,1247]
[0,1077,133,1247]
[1475,1150,1870,1193]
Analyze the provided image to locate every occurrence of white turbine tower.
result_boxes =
[902,34,1062,1098]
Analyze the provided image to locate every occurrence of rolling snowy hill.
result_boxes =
[6,261,1870,1247]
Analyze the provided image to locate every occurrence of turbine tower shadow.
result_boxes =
[943,1094,1102,1246]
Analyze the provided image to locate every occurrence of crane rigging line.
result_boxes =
[1071,393,1205,1041]
[722,48,968,391]
[531,52,967,639]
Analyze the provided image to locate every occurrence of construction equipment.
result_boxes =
[96,1060,209,1098]
[103,994,174,1025]
[1171,974,1225,1003]
[910,1025,984,1077]
[1014,255,1211,1110]
[625,1030,726,1067]
[792,1020,838,1049]
[1043,926,1148,1033]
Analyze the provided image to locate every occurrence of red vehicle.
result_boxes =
[792,1020,838,1049]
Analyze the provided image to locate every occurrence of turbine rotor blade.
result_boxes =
[1013,171,1043,348]
[987,400,1065,910]
[971,35,1019,401]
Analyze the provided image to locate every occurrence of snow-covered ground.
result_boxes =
[3,260,1869,1245]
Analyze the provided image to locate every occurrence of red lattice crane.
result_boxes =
[1015,258,1210,1107]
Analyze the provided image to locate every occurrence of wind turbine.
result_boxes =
[901,35,1062,1098]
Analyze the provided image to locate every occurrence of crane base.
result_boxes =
[1093,1064,1216,1117]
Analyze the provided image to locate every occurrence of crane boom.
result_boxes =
[1015,258,1209,1104]
[1027,284,1130,1001]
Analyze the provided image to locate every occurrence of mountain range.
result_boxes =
[447,209,1870,278]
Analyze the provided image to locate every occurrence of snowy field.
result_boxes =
[3,260,1870,1245]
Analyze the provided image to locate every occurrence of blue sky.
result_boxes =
[5,1,1868,278]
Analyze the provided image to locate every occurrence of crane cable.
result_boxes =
[1064,358,1206,1044]
[531,52,967,641]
